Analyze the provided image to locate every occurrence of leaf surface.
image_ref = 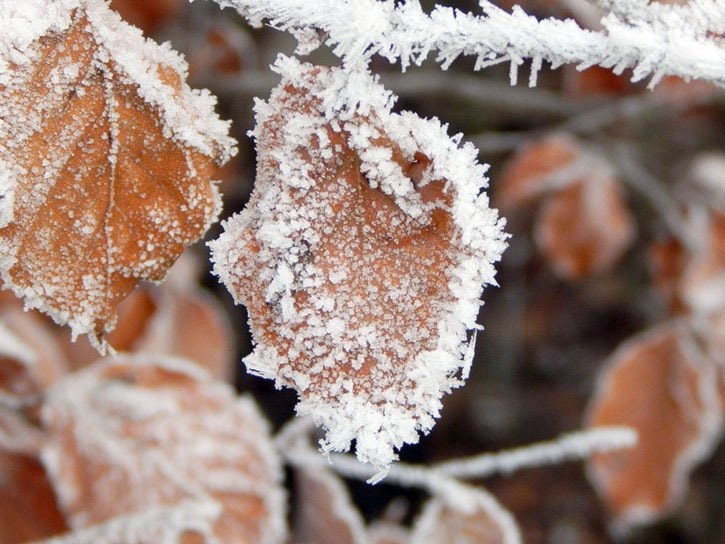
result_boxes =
[586,323,723,529]
[410,483,521,544]
[0,0,235,346]
[41,356,286,544]
[534,176,635,279]
[498,134,635,279]
[293,466,366,544]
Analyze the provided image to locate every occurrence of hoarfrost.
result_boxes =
[210,58,507,477]
[210,0,725,87]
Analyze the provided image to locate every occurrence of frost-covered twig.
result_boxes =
[277,421,636,486]
[207,0,725,87]
[39,499,222,544]
[434,426,637,478]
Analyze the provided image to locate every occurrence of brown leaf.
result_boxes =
[410,483,520,544]
[110,0,182,34]
[0,450,69,543]
[681,212,725,315]
[210,58,507,473]
[0,1,235,347]
[368,523,410,544]
[534,176,635,279]
[497,135,635,279]
[185,20,252,82]
[41,356,286,544]
[647,237,688,313]
[586,323,723,529]
[496,134,581,211]
[0,305,68,408]
[648,210,725,316]
[293,466,366,544]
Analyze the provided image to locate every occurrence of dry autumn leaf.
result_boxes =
[0,402,67,543]
[0,0,235,348]
[41,355,286,544]
[585,323,723,530]
[0,304,68,408]
[368,523,410,544]
[410,482,521,544]
[648,209,725,316]
[497,134,635,279]
[294,466,367,544]
[681,211,725,315]
[496,134,581,211]
[534,175,635,279]
[210,57,507,475]
[0,450,69,543]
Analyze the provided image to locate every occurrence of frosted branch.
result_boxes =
[277,422,637,486]
[207,0,725,87]
[434,426,638,479]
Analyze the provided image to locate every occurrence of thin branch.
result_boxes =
[276,422,637,487]
[202,70,578,118]
[206,0,725,87]
[608,143,700,251]
[434,427,637,479]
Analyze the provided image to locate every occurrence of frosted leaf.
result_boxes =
[585,322,723,531]
[368,523,410,544]
[210,58,507,475]
[410,482,521,544]
[648,210,725,316]
[0,0,235,348]
[41,355,287,544]
[293,466,367,544]
[0,405,45,455]
[37,499,221,544]
[534,175,635,279]
[496,135,584,211]
[681,212,725,316]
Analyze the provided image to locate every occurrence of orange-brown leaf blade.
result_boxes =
[586,323,723,529]
[210,57,507,474]
[0,0,235,347]
[41,355,286,543]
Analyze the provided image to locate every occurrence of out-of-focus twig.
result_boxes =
[200,70,579,118]
[610,143,701,251]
